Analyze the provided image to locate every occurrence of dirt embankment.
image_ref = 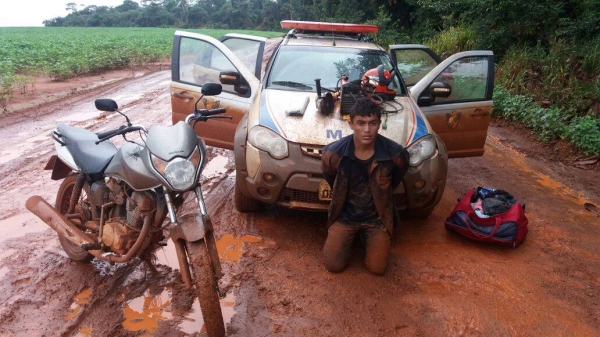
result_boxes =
[0,69,599,336]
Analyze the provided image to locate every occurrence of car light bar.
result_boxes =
[281,20,379,34]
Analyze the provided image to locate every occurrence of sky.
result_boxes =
[0,0,137,27]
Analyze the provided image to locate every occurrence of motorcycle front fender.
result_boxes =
[169,213,214,242]
[44,155,73,180]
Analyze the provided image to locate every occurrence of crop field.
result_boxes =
[0,27,280,107]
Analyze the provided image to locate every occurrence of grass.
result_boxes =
[0,27,281,109]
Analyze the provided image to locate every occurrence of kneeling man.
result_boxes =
[321,95,409,275]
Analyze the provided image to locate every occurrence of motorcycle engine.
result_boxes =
[102,219,137,254]
[102,190,155,254]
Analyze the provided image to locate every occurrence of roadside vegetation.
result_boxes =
[0,27,279,110]
[4,0,599,154]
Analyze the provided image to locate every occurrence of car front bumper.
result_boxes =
[236,135,448,212]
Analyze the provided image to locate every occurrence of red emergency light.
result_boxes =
[281,20,379,34]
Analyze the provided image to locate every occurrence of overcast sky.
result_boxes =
[0,0,138,27]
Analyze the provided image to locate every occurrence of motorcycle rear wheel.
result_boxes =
[185,240,225,337]
[55,174,94,263]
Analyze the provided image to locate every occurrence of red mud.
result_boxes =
[0,69,598,336]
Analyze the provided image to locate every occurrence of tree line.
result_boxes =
[44,0,599,58]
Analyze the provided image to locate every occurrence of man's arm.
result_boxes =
[321,150,337,187]
[391,147,410,190]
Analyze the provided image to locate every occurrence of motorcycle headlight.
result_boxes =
[407,135,436,167]
[247,126,289,159]
[151,147,201,190]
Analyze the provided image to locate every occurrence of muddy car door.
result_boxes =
[391,46,494,158]
[171,31,264,150]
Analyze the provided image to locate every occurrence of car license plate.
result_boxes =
[318,180,332,201]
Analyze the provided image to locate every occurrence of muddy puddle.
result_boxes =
[202,155,229,178]
[0,213,48,243]
[134,233,272,334]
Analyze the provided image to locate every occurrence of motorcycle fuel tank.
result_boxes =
[104,143,161,191]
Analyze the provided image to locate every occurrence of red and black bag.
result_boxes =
[445,188,528,248]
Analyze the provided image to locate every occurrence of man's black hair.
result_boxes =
[349,94,382,121]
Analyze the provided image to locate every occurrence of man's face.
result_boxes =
[348,114,381,147]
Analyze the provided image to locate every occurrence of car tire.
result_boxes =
[234,179,260,213]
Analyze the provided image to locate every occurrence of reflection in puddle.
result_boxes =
[216,234,264,262]
[156,240,179,270]
[202,155,229,178]
[179,291,236,335]
[122,289,172,334]
[0,213,48,244]
[74,326,92,337]
[66,288,92,320]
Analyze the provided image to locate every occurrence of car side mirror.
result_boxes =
[430,81,452,98]
[234,84,249,96]
[219,71,241,86]
[201,83,222,96]
[95,99,118,112]
[417,96,433,106]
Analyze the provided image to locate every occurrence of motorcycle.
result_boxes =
[25,83,230,337]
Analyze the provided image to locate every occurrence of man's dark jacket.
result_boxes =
[321,134,410,234]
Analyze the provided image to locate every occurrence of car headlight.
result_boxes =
[151,147,201,190]
[407,135,436,167]
[247,126,289,159]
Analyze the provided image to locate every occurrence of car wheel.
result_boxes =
[234,178,260,213]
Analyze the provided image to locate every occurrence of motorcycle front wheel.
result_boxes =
[55,173,94,262]
[185,240,225,337]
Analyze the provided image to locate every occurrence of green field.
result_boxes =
[0,27,280,107]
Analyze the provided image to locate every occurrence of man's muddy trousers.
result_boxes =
[323,220,391,275]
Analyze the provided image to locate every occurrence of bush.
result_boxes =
[493,86,600,155]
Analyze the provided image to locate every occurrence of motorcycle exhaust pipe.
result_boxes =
[25,195,103,258]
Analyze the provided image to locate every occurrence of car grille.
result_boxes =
[279,188,330,205]
[300,145,324,158]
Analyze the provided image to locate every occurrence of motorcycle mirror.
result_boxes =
[95,99,118,112]
[201,83,222,96]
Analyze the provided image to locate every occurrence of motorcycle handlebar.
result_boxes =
[95,125,145,144]
[96,125,126,139]
[198,108,227,116]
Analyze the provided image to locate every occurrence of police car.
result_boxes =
[170,21,494,217]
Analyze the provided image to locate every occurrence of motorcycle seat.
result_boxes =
[58,123,118,174]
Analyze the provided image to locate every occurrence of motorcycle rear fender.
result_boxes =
[169,213,214,242]
[45,155,73,180]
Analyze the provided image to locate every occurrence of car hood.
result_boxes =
[258,88,429,147]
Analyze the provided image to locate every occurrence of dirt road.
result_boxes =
[0,70,598,336]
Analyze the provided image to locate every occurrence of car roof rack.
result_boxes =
[281,20,377,42]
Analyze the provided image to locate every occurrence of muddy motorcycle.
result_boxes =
[25,83,229,337]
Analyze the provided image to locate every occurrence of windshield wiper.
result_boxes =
[271,81,313,90]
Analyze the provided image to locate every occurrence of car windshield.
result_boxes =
[266,45,405,95]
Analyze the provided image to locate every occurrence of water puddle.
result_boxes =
[57,111,101,123]
[155,240,180,270]
[122,288,172,334]
[1,130,52,164]
[216,234,265,262]
[179,291,236,334]
[74,326,92,337]
[65,288,92,320]
[0,148,21,164]
[202,155,229,178]
[0,213,48,244]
